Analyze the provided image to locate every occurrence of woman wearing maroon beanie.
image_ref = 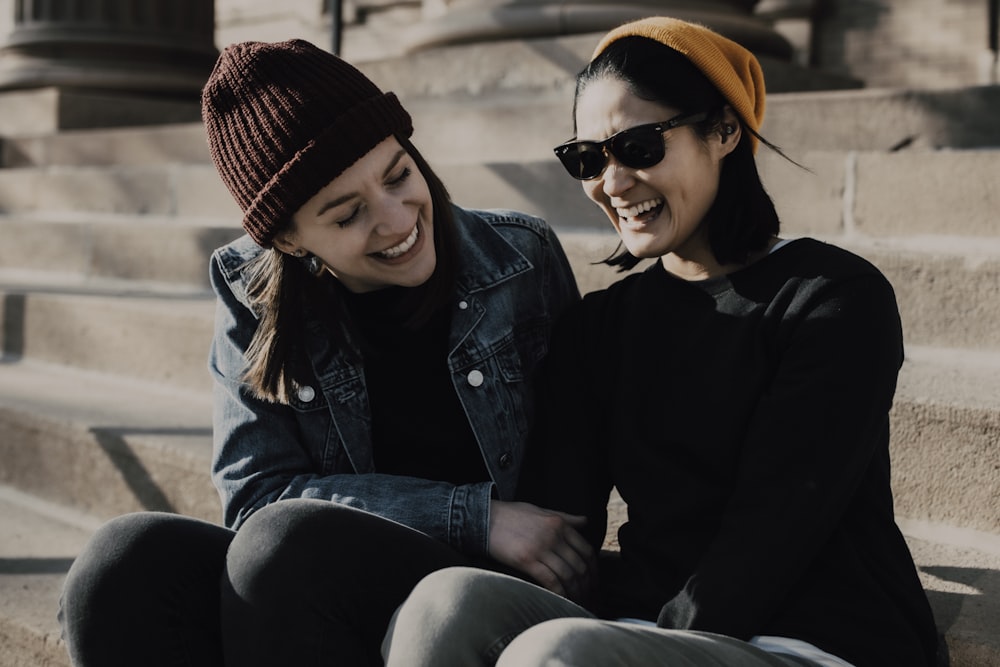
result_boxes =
[58,39,589,666]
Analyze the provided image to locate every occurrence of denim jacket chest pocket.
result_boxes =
[450,298,551,496]
[295,325,375,476]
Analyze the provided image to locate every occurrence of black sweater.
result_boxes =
[520,239,938,667]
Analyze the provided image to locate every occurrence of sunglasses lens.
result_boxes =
[612,128,664,169]
[556,144,607,180]
[554,124,668,180]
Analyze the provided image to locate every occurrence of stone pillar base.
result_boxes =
[0,50,216,97]
[0,0,217,98]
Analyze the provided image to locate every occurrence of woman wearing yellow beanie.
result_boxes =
[384,17,940,667]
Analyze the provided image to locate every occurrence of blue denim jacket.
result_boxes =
[208,205,579,554]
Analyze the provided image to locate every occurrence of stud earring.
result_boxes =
[724,125,735,135]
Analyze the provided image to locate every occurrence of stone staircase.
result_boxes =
[0,34,998,666]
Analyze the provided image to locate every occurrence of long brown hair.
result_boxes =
[240,135,457,403]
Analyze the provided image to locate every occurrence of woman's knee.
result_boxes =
[384,568,518,665]
[65,512,225,599]
[497,618,607,666]
[61,513,230,665]
[390,568,519,639]
[61,512,229,631]
[226,500,393,600]
[385,568,590,666]
[393,566,497,625]
[229,499,460,592]
[230,499,390,559]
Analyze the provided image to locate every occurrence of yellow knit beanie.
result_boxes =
[592,17,766,140]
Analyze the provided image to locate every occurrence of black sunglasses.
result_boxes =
[553,112,709,180]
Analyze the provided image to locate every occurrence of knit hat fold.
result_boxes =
[202,39,413,247]
[593,17,766,140]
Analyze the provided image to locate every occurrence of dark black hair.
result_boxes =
[575,37,781,271]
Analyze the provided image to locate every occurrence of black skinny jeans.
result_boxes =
[59,499,466,666]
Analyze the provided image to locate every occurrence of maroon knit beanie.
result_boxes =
[202,39,413,247]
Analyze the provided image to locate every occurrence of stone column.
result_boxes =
[0,0,217,96]
[402,0,792,60]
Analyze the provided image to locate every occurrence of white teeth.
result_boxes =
[377,225,419,258]
[616,198,663,219]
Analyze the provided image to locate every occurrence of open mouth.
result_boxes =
[616,198,663,224]
[374,224,419,259]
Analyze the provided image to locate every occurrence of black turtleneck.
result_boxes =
[341,286,489,486]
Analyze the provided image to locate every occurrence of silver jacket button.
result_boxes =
[297,385,316,402]
[466,370,484,387]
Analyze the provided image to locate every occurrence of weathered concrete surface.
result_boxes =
[0,87,201,135]
[892,347,1000,535]
[0,361,218,523]
[0,290,216,391]
[0,485,99,667]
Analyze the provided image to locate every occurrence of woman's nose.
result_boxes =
[600,159,635,198]
[371,196,411,235]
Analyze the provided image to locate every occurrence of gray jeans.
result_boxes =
[383,567,823,667]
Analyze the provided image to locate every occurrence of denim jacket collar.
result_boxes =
[452,205,533,295]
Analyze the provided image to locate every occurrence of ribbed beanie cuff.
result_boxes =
[593,17,765,146]
[202,39,413,247]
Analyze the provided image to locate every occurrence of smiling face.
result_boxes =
[275,136,436,293]
[575,77,740,279]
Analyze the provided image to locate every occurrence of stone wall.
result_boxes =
[215,0,332,50]
[215,0,424,61]
[814,0,998,88]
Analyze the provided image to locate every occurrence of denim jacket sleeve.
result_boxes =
[207,207,579,554]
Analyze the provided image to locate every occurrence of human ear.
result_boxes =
[272,231,304,257]
[716,106,742,156]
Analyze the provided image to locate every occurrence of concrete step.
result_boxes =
[0,360,217,524]
[0,164,240,219]
[0,216,242,288]
[1,144,997,238]
[1,229,998,394]
[406,86,1000,164]
[435,149,1000,240]
[3,84,998,170]
[1,122,210,168]
[571,233,1000,351]
[900,520,1000,667]
[0,283,216,393]
[0,485,100,667]
[891,346,1000,535]
[757,148,1000,240]
[0,86,201,138]
[0,340,994,535]
[0,481,996,667]
[16,146,992,239]
[360,33,1000,150]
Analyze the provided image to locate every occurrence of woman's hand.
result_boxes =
[487,500,597,603]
